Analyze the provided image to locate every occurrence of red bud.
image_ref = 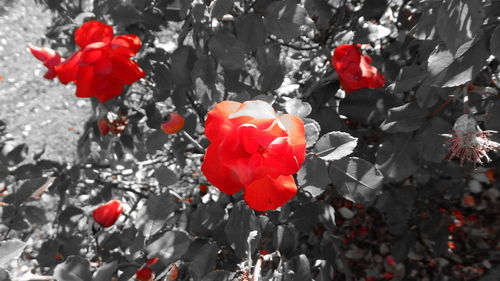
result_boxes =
[92,200,123,228]
[161,113,184,134]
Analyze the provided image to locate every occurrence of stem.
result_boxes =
[186,90,206,126]
[182,131,205,153]
[427,97,453,118]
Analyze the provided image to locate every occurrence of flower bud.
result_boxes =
[92,199,123,228]
[161,113,185,134]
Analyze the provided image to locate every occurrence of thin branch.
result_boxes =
[268,36,321,51]
[182,131,205,153]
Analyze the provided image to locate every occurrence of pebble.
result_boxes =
[468,179,482,194]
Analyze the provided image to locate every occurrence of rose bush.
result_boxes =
[3,0,500,280]
[201,100,306,211]
[331,44,385,93]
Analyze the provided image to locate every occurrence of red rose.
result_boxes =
[28,46,63,80]
[161,113,185,134]
[30,20,145,103]
[331,44,385,93]
[92,199,123,228]
[201,100,306,211]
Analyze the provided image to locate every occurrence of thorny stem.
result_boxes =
[182,130,205,153]
[427,97,453,118]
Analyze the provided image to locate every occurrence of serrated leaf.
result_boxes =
[136,194,178,236]
[380,103,428,133]
[210,0,234,18]
[146,231,191,264]
[235,13,266,52]
[263,0,308,41]
[297,154,329,196]
[314,131,357,161]
[53,256,91,281]
[376,134,421,181]
[392,66,427,93]
[208,32,245,70]
[485,99,500,131]
[154,166,178,186]
[329,157,383,203]
[284,98,312,118]
[8,177,51,206]
[426,30,489,87]
[188,242,218,280]
[0,240,26,267]
[92,261,118,281]
[303,118,320,148]
[0,268,9,281]
[145,130,169,154]
[339,89,403,125]
[224,202,260,259]
[436,0,484,54]
[491,25,500,60]
[259,65,285,92]
[416,117,451,163]
[354,21,391,43]
[410,8,436,40]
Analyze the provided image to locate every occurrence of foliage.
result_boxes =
[2,0,500,280]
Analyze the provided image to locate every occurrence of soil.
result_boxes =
[0,0,91,163]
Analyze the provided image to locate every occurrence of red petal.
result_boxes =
[205,101,241,143]
[75,65,95,98]
[75,20,113,48]
[228,100,276,130]
[93,75,124,103]
[80,42,108,65]
[55,50,82,84]
[259,137,300,176]
[201,145,244,195]
[244,175,297,211]
[111,34,142,57]
[29,46,63,80]
[28,46,58,63]
[278,114,306,166]
[111,55,145,84]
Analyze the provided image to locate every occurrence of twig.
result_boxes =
[182,131,205,153]
[268,36,320,51]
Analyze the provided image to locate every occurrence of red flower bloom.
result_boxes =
[28,46,63,79]
[201,100,306,211]
[161,113,185,134]
[30,20,145,103]
[331,44,385,93]
[135,267,154,281]
[92,199,123,228]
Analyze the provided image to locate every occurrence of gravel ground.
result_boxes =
[0,0,91,163]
